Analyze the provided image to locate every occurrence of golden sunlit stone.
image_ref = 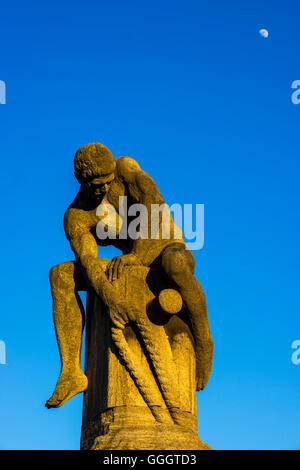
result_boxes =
[46,143,214,450]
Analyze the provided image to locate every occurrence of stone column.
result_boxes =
[80,265,210,450]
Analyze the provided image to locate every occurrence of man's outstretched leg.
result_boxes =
[45,261,88,408]
[161,244,214,391]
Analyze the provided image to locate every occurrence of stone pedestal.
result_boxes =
[80,265,210,450]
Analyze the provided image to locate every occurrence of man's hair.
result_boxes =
[74,143,116,183]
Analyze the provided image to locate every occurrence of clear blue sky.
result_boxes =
[0,0,299,450]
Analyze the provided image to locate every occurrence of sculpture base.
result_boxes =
[91,424,211,450]
[81,265,211,450]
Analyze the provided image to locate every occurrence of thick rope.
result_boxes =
[92,268,183,425]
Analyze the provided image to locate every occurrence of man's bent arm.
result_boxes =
[64,209,110,298]
[128,171,177,265]
[116,157,170,265]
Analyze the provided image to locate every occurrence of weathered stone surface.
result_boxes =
[80,265,209,450]
[46,143,214,450]
[91,425,210,450]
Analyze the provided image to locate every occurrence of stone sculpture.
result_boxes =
[45,143,213,450]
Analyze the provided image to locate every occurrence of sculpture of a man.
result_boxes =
[45,143,213,410]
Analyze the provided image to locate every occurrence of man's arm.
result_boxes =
[106,157,174,280]
[129,170,166,262]
[64,208,111,298]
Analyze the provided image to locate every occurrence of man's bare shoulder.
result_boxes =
[116,156,158,193]
[64,205,91,240]
[116,156,142,183]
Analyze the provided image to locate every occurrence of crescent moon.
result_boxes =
[259,29,269,38]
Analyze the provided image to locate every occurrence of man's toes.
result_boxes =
[45,397,60,408]
[45,384,68,408]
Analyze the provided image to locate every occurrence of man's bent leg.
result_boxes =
[45,261,88,408]
[161,245,214,391]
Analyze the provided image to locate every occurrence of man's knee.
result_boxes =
[49,262,74,289]
[161,245,195,281]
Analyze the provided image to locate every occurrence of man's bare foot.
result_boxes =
[45,370,88,408]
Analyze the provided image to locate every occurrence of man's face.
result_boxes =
[84,172,115,201]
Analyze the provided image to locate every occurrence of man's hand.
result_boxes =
[106,253,141,282]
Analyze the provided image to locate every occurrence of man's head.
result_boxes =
[74,143,116,201]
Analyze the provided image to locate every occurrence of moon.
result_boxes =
[259,28,269,38]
